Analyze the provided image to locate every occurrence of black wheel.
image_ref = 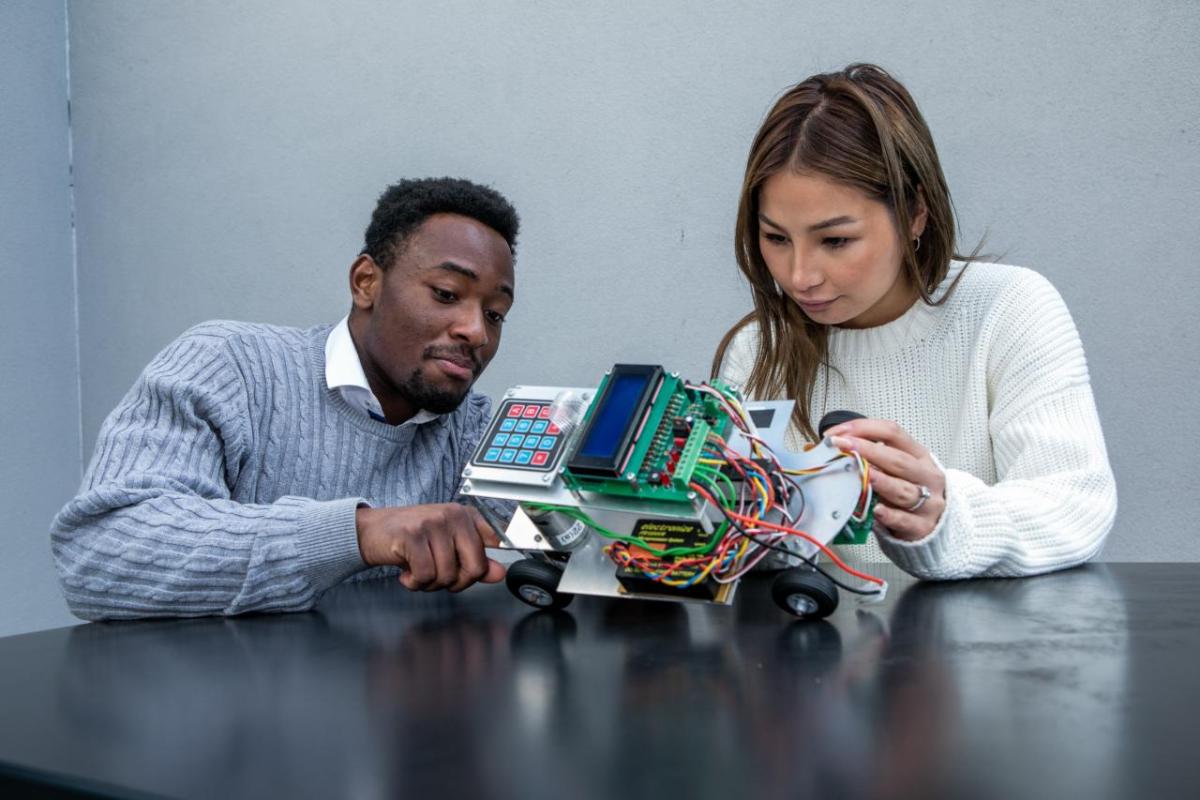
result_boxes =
[771,566,839,619]
[506,558,573,611]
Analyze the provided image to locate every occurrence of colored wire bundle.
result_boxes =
[536,381,886,597]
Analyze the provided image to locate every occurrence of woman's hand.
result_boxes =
[825,418,946,542]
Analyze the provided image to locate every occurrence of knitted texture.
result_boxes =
[51,321,502,620]
[719,262,1117,579]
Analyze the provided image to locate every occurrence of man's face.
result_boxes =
[350,213,514,421]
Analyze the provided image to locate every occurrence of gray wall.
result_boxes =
[0,1,82,636]
[1,0,1197,635]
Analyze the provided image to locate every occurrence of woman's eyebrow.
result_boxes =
[757,212,858,232]
[808,215,857,231]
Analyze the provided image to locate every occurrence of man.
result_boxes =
[51,177,519,620]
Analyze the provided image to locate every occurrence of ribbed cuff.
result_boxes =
[294,497,367,593]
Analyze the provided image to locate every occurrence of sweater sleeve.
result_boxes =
[50,328,366,620]
[876,273,1118,579]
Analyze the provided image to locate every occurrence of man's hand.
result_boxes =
[356,504,507,592]
[826,418,947,542]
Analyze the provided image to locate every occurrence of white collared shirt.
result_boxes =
[325,317,440,427]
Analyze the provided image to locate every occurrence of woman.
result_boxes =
[712,64,1116,579]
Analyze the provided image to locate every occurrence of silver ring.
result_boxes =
[906,484,931,512]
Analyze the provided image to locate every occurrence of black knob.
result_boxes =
[817,410,865,438]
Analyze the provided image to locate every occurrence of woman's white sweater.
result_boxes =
[719,262,1117,580]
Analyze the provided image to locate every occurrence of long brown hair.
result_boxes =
[711,63,979,440]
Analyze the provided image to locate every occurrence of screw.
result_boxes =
[534,534,543,542]
[832,510,841,519]
[542,474,553,483]
[461,481,472,493]
[463,467,473,477]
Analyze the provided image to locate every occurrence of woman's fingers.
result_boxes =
[873,505,934,540]
[826,420,947,543]
[826,418,927,459]
[830,435,920,479]
[867,467,928,511]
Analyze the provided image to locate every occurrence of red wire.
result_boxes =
[690,483,885,587]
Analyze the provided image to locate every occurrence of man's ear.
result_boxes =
[349,254,382,311]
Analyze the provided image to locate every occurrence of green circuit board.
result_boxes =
[562,366,737,503]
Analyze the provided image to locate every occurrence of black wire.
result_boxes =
[689,404,875,596]
[706,492,882,596]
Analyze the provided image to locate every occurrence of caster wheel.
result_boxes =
[506,559,573,611]
[772,566,839,619]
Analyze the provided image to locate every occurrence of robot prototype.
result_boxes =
[460,364,888,620]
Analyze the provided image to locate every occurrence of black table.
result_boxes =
[1,563,1196,799]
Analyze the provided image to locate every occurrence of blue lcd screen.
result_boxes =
[577,373,650,460]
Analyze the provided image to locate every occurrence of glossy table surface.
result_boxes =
[1,563,1197,799]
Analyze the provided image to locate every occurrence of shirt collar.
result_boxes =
[325,316,440,426]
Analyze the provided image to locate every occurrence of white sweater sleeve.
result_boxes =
[876,273,1118,579]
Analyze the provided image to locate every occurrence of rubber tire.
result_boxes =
[771,566,839,619]
[506,558,574,611]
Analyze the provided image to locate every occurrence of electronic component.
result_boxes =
[471,398,568,472]
[612,519,722,600]
[561,365,737,504]
[566,364,663,478]
[459,367,886,620]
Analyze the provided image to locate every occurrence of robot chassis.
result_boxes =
[460,364,887,620]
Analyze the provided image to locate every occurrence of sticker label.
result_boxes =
[554,519,588,548]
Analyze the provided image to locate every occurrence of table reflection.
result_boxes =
[50,565,1130,800]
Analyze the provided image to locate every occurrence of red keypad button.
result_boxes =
[538,406,552,419]
[531,451,549,466]
[547,423,560,435]
[507,404,525,417]
[523,405,539,418]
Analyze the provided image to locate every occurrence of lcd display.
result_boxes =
[576,372,650,460]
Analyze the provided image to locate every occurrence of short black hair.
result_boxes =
[361,177,520,268]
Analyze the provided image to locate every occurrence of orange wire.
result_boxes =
[726,510,884,585]
[689,482,883,587]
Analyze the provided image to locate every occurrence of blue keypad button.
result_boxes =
[500,448,517,463]
[491,433,509,447]
[508,434,525,447]
[515,450,533,465]
[531,420,548,434]
[538,436,557,450]
[515,420,532,433]
[483,448,501,462]
[524,435,541,449]
[499,419,516,432]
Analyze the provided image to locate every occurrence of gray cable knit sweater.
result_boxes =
[51,320,500,620]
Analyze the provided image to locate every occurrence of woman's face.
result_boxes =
[756,170,924,329]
